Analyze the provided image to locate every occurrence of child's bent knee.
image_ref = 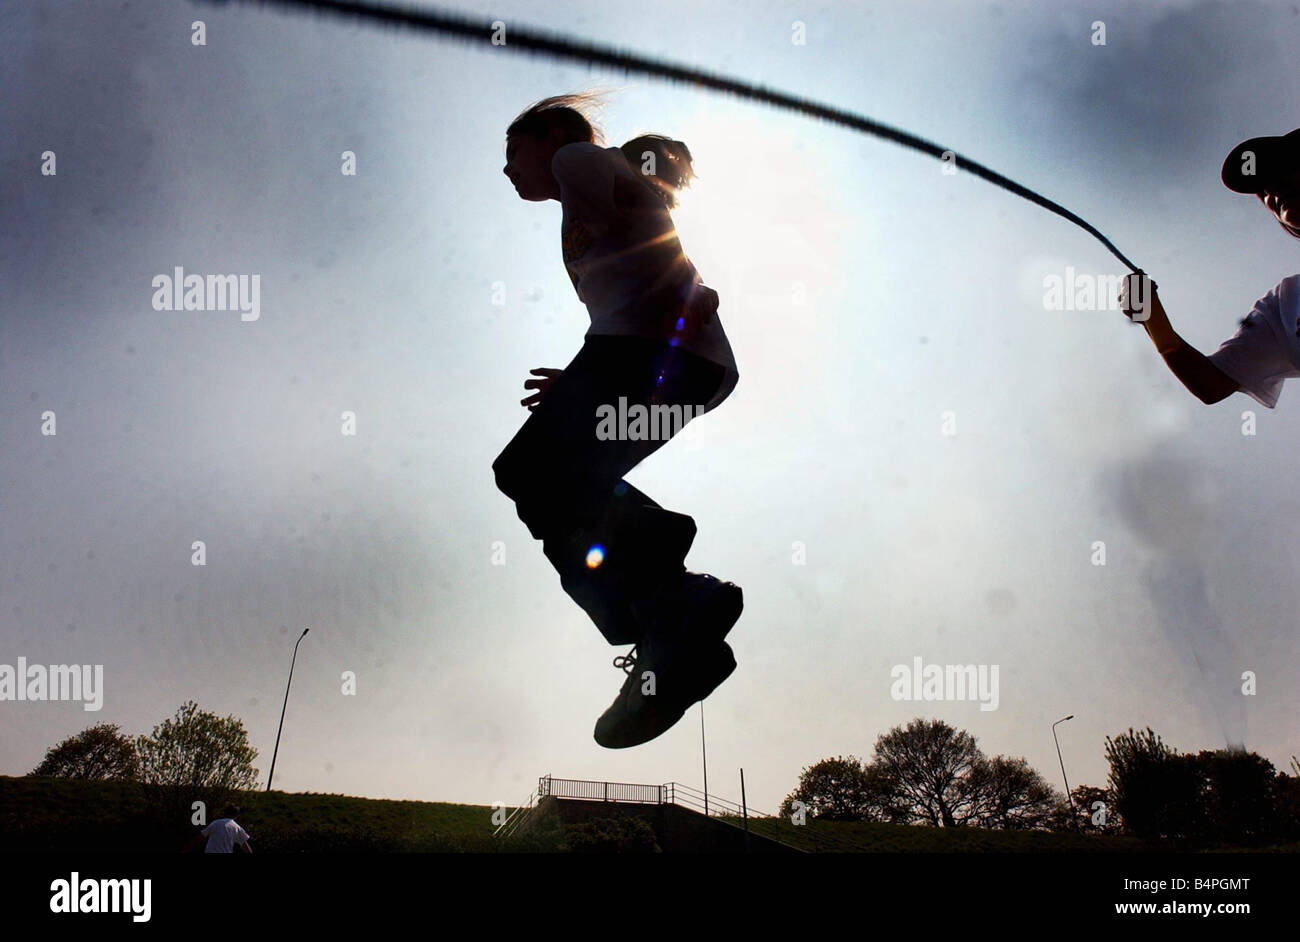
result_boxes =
[492,451,523,500]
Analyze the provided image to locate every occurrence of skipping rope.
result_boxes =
[195,0,1144,274]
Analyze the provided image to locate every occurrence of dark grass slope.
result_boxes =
[724,815,1300,852]
[725,815,1153,853]
[6,776,1296,853]
[0,776,563,853]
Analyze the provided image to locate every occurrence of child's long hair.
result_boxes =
[506,92,697,210]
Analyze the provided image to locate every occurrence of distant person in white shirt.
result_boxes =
[1122,128,1300,406]
[183,805,252,854]
[496,93,744,750]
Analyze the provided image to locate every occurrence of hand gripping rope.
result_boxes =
[196,0,1146,279]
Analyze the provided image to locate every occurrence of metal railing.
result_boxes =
[517,775,777,820]
[539,775,669,806]
[494,775,546,840]
[495,774,775,838]
[495,775,885,852]
[663,780,765,819]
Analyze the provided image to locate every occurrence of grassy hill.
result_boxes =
[0,775,562,853]
[5,776,1294,853]
[719,814,1152,852]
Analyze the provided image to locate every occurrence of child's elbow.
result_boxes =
[1197,384,1237,406]
[1195,367,1241,406]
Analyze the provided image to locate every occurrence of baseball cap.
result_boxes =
[1221,128,1300,194]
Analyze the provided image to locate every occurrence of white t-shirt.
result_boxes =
[1206,274,1300,408]
[551,142,739,411]
[201,818,250,853]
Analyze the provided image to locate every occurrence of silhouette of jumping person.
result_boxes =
[495,93,743,748]
[1123,128,1300,407]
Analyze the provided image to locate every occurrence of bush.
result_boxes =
[30,724,140,781]
[561,815,660,853]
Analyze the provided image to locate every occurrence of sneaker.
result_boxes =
[626,573,743,643]
[683,639,737,703]
[591,628,678,749]
[665,574,742,711]
[681,573,743,643]
[592,605,739,749]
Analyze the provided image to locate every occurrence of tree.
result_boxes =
[963,755,1059,830]
[1106,726,1165,839]
[1104,730,1300,847]
[136,701,259,824]
[784,719,1076,831]
[1048,784,1122,834]
[1277,766,1300,843]
[871,718,984,827]
[1105,727,1203,842]
[778,756,885,822]
[1193,748,1282,847]
[30,723,140,781]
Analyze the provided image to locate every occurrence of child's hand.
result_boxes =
[521,368,563,411]
[1119,271,1159,323]
[666,284,720,345]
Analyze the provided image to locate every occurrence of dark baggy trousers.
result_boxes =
[493,335,730,646]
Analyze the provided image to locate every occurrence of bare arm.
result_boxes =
[1126,279,1241,405]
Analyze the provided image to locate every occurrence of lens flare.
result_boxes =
[585,545,605,568]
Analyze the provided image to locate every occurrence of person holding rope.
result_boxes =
[1122,128,1300,407]
[494,93,743,749]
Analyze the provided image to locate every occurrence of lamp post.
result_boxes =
[1052,714,1075,826]
[700,703,708,817]
[267,627,309,792]
[740,768,750,853]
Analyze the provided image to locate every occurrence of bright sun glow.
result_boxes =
[667,115,846,344]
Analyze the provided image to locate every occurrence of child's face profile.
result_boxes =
[503,132,559,202]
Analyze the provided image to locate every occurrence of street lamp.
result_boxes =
[267,627,309,792]
[700,703,708,817]
[1052,714,1075,827]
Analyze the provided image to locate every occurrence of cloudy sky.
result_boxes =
[3,0,1299,819]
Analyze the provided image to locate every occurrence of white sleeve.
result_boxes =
[235,824,250,844]
[1206,281,1300,409]
[551,143,618,238]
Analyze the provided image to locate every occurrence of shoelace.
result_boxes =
[613,646,638,675]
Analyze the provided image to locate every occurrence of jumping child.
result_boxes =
[1122,128,1300,407]
[494,93,743,749]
